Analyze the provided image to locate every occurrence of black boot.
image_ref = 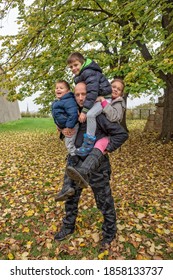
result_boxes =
[66,148,104,188]
[55,155,80,202]
[54,226,74,241]
[55,173,75,201]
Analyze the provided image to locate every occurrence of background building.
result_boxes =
[0,67,21,123]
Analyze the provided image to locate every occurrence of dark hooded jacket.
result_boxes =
[51,92,78,129]
[74,59,112,114]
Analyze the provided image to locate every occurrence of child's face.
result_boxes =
[111,81,124,100]
[68,60,82,75]
[55,83,69,99]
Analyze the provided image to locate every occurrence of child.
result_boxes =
[98,78,126,123]
[51,80,79,158]
[93,78,126,155]
[67,52,112,157]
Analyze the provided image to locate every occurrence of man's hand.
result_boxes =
[62,128,76,137]
[79,112,87,123]
[56,125,62,132]
[57,126,62,137]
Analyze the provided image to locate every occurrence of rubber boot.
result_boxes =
[66,148,104,188]
[75,133,96,157]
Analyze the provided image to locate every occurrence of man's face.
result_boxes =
[68,60,82,75]
[74,83,86,107]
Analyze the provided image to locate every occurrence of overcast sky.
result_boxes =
[0,3,153,112]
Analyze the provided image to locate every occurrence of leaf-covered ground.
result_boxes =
[0,120,173,260]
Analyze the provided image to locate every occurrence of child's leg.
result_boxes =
[75,103,102,157]
[65,123,79,156]
[86,102,103,136]
[94,137,109,154]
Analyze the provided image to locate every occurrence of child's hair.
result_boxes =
[67,52,85,65]
[55,80,70,91]
[111,78,125,94]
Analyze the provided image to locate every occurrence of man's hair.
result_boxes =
[55,80,70,91]
[67,52,85,64]
[111,78,125,93]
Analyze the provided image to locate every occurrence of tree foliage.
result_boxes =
[0,0,173,139]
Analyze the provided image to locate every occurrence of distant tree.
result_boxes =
[135,102,155,110]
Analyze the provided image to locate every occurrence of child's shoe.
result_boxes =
[75,133,96,157]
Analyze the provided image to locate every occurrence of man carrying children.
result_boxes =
[54,82,128,252]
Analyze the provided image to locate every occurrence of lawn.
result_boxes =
[0,117,55,133]
[0,118,172,260]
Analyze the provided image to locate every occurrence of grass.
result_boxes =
[0,117,147,133]
[0,117,56,133]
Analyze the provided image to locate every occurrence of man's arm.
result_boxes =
[96,114,128,152]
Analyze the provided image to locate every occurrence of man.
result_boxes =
[54,82,128,251]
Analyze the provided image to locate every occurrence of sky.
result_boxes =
[0,2,153,112]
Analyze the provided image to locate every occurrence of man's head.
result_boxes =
[74,82,86,107]
[67,52,85,76]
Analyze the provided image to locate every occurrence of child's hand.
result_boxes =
[96,96,105,102]
[79,112,87,123]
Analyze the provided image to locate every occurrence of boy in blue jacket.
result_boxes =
[67,52,112,157]
[51,80,79,158]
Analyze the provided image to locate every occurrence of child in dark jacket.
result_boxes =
[67,52,112,157]
[51,80,79,157]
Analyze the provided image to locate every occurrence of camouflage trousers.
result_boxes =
[61,155,116,242]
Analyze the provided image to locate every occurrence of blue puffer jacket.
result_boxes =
[51,92,78,129]
[74,59,112,114]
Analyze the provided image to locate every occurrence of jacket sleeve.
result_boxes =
[97,115,128,152]
[64,99,78,128]
[103,101,124,123]
[81,69,101,113]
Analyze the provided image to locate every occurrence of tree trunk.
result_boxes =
[158,74,173,143]
[121,92,129,132]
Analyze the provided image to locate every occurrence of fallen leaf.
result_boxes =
[137,213,145,219]
[98,250,108,260]
[91,232,100,243]
[25,210,34,217]
[8,253,14,260]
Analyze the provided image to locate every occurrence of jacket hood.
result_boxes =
[112,96,126,109]
[59,91,74,100]
[80,58,102,73]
